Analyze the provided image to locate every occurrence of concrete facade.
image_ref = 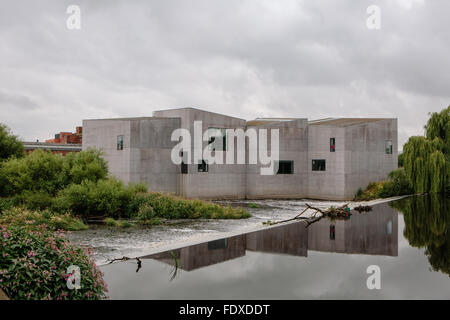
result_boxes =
[83,107,397,200]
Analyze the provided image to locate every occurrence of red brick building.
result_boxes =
[45,126,82,144]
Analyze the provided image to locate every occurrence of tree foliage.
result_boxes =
[391,195,450,276]
[0,123,24,161]
[402,106,450,194]
[0,148,108,197]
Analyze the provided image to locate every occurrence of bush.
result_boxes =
[104,218,133,228]
[62,149,108,186]
[354,182,384,201]
[130,193,251,220]
[377,168,414,198]
[0,123,24,161]
[0,224,107,300]
[0,207,87,231]
[0,149,108,197]
[55,178,135,218]
[355,168,415,200]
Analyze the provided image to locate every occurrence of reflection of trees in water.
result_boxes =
[391,195,450,276]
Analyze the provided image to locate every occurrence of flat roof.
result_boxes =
[246,118,300,126]
[308,118,392,127]
[23,142,82,151]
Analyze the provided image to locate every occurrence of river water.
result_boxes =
[70,195,450,299]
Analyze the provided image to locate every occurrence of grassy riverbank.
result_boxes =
[0,149,250,231]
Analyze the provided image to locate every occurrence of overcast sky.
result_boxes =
[1,0,449,148]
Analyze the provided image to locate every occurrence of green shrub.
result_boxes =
[55,178,135,218]
[377,168,414,198]
[137,203,155,221]
[248,203,259,208]
[130,193,251,220]
[104,218,133,228]
[0,198,15,215]
[354,182,384,201]
[12,191,54,211]
[0,223,107,300]
[0,123,24,161]
[0,207,87,231]
[0,149,108,197]
[62,149,108,186]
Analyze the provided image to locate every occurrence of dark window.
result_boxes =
[385,140,393,154]
[198,160,208,172]
[180,151,188,174]
[330,138,336,152]
[330,225,336,240]
[312,159,326,171]
[208,238,228,250]
[276,160,294,174]
[208,128,227,151]
[117,135,124,150]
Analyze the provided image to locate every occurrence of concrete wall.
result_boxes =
[83,119,132,183]
[83,109,397,200]
[344,119,398,199]
[307,119,397,200]
[154,108,248,199]
[246,119,309,199]
[83,117,181,193]
[307,125,346,200]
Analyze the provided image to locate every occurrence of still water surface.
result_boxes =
[100,195,450,299]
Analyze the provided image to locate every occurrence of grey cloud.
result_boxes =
[0,0,449,148]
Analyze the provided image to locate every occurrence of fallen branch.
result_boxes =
[264,203,351,227]
[106,256,142,273]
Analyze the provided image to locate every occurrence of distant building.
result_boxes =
[83,107,398,200]
[24,126,83,156]
[45,126,82,144]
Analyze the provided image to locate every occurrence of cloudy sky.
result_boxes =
[0,0,449,148]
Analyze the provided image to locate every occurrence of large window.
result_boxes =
[198,160,208,172]
[312,159,326,171]
[117,135,124,150]
[208,238,228,250]
[276,160,294,174]
[385,140,393,154]
[330,138,336,152]
[208,128,227,151]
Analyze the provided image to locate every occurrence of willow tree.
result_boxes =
[402,106,450,194]
[391,195,450,276]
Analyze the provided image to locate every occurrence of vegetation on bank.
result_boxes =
[0,223,108,300]
[0,139,251,230]
[355,106,450,201]
[0,123,24,161]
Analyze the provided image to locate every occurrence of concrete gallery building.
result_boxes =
[83,107,397,200]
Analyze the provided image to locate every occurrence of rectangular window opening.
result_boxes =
[330,138,336,152]
[312,159,326,171]
[385,140,393,154]
[117,135,124,150]
[208,128,227,151]
[198,160,208,172]
[276,160,294,174]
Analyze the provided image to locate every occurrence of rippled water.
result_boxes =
[97,195,450,299]
[68,199,345,264]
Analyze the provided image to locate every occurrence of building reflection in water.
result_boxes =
[141,202,398,271]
